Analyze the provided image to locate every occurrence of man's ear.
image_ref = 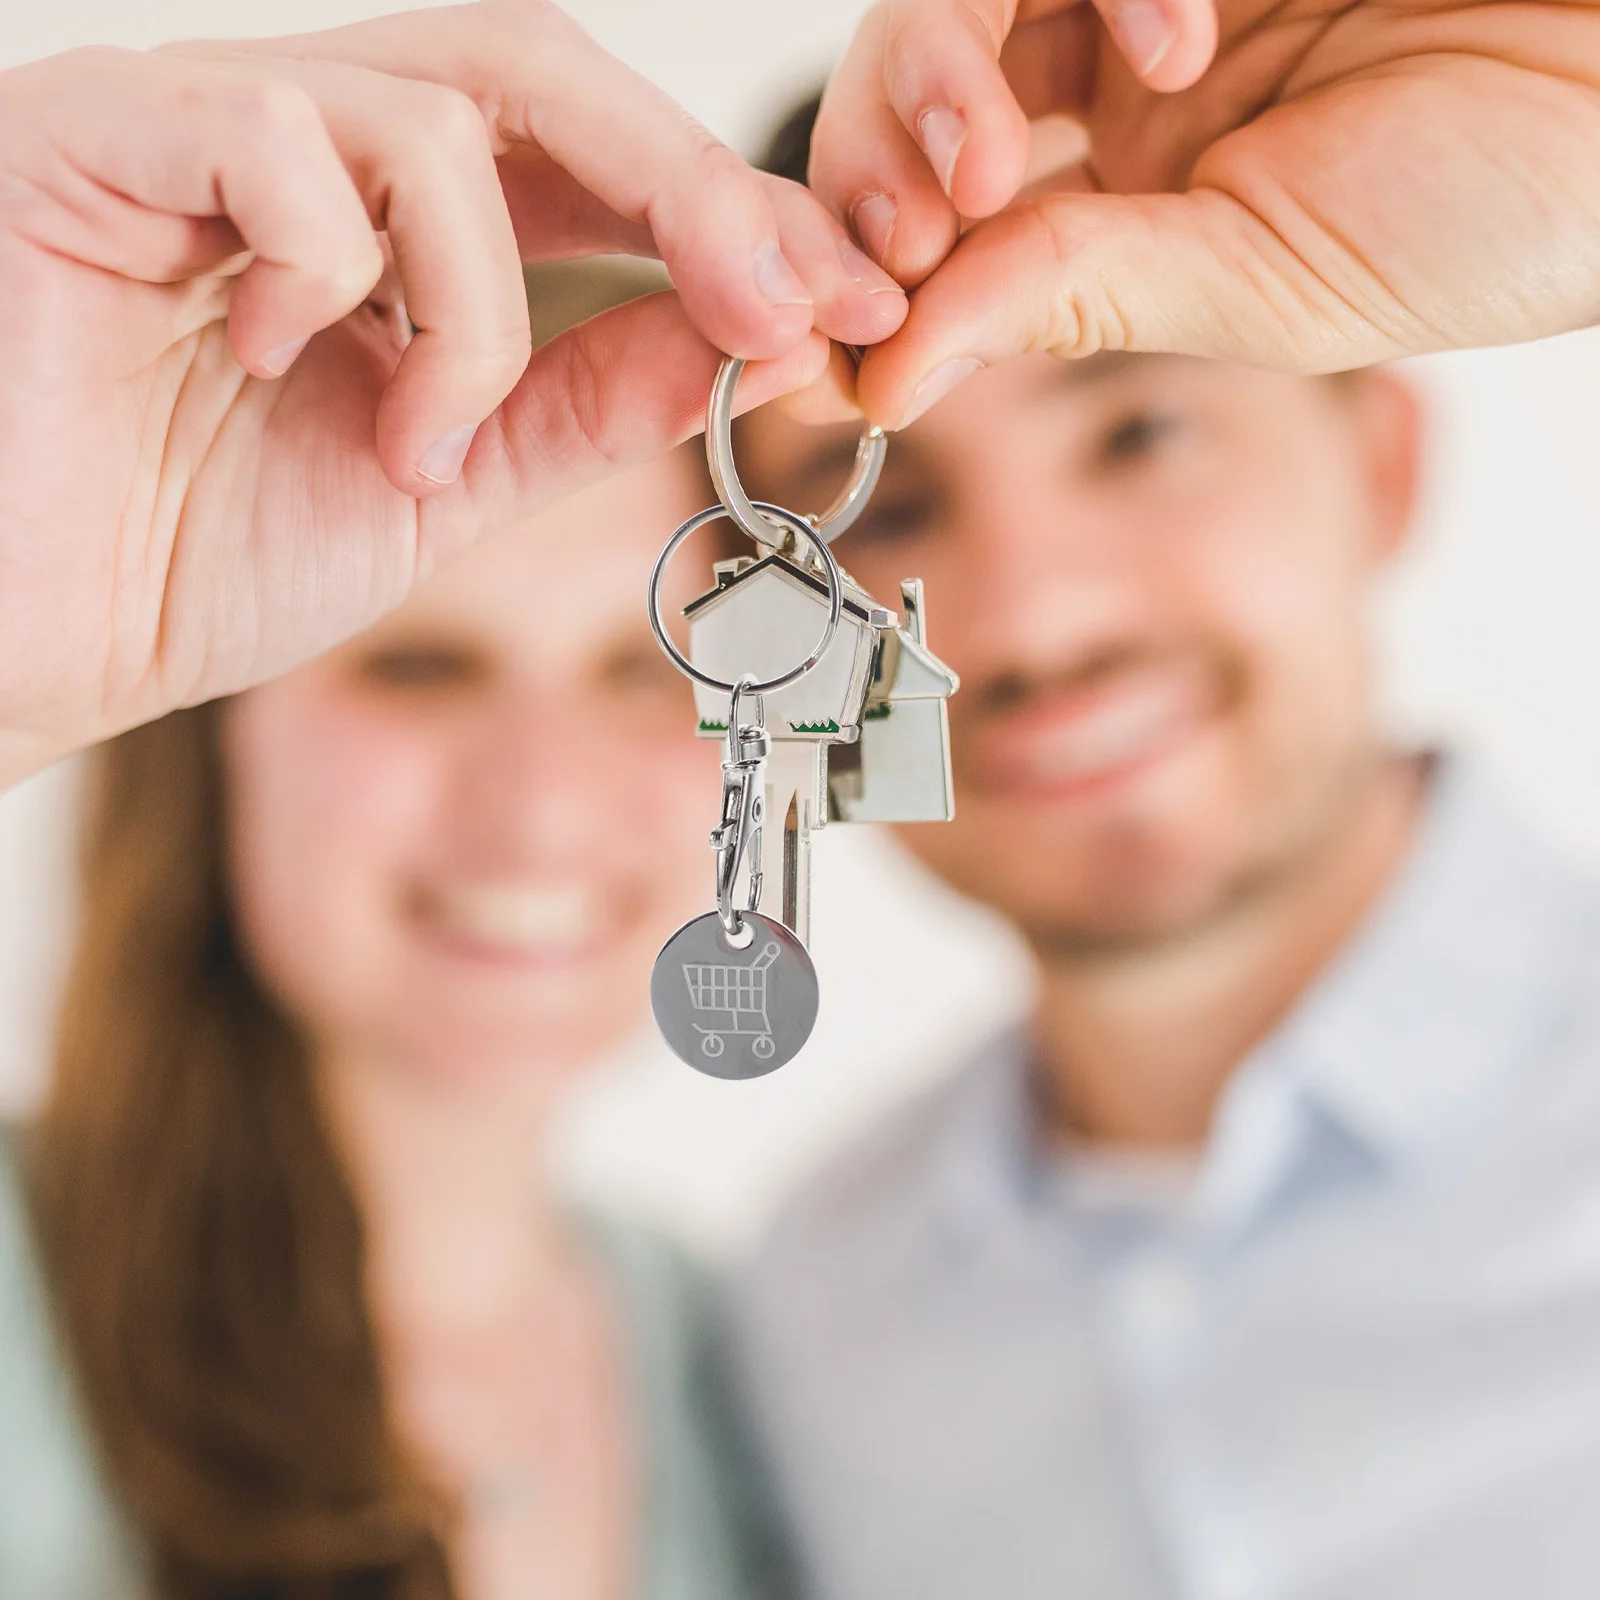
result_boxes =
[1347,367,1425,565]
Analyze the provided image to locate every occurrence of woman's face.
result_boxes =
[224,451,719,1087]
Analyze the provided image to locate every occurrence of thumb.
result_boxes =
[856,189,1404,428]
[462,289,830,525]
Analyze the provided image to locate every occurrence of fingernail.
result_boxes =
[754,240,812,309]
[260,336,309,377]
[417,424,477,487]
[901,358,984,428]
[838,237,904,296]
[1110,0,1176,75]
[851,193,898,265]
[917,107,967,198]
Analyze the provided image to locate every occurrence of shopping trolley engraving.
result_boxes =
[682,941,781,1061]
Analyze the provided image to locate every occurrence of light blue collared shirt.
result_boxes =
[731,761,1600,1600]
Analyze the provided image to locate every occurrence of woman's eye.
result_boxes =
[1100,410,1184,464]
[601,645,684,700]
[357,647,481,690]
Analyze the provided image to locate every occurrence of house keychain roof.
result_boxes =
[684,550,958,742]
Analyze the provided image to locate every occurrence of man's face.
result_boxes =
[738,354,1420,949]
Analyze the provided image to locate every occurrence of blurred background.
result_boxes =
[3,0,1599,1259]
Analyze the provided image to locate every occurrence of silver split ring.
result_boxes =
[707,354,886,550]
[647,500,844,697]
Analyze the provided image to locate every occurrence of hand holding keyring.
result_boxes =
[814,0,1600,427]
[2,0,1598,801]
[0,2,910,790]
[647,354,962,1076]
[0,0,1234,796]
[647,352,890,1075]
[706,355,886,550]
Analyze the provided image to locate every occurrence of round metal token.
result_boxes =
[650,910,819,1078]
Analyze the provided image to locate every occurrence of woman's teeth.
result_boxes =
[430,882,600,955]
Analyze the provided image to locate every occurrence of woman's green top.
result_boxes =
[0,1127,789,1600]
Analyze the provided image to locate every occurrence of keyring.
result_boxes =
[648,500,844,696]
[707,354,887,550]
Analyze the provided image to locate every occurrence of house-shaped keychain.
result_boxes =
[685,549,959,946]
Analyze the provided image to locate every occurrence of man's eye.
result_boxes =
[601,645,683,699]
[1100,410,1183,464]
[845,496,937,548]
[358,647,481,689]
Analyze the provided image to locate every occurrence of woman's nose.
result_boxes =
[456,690,628,858]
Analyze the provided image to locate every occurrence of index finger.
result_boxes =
[246,1,833,362]
[440,290,833,536]
[813,0,1217,283]
[4,48,382,373]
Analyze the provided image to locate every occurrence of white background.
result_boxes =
[2,1,1598,1256]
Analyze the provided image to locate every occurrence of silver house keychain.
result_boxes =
[694,356,960,947]
[647,503,842,1077]
[647,354,960,1076]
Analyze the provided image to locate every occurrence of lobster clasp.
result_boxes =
[710,679,769,939]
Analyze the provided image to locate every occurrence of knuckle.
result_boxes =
[446,308,535,398]
[687,129,751,194]
[757,173,809,232]
[235,75,325,151]
[416,308,531,400]
[880,0,921,56]
[324,237,387,306]
[957,0,1008,54]
[486,317,536,388]
[543,331,625,471]
[1024,200,1126,356]
[436,287,532,388]
[884,0,992,106]
[296,224,383,312]
[648,124,760,244]
[404,82,491,160]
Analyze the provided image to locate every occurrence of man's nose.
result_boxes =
[950,488,1155,672]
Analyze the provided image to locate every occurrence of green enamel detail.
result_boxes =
[788,718,841,735]
[863,702,893,721]
[698,719,728,733]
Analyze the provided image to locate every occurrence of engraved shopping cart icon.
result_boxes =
[682,941,781,1062]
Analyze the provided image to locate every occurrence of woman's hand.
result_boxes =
[810,0,1600,426]
[0,1,908,785]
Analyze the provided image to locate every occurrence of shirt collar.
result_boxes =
[1243,755,1593,1168]
[927,756,1597,1251]
[924,1031,1045,1259]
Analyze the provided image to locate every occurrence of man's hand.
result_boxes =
[812,0,1600,426]
[0,1,908,784]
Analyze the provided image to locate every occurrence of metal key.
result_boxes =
[650,679,820,1077]
[647,353,960,1074]
[686,539,958,947]
[647,504,840,1076]
[687,357,960,947]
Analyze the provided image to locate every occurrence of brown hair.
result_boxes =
[26,257,673,1600]
[30,704,449,1599]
